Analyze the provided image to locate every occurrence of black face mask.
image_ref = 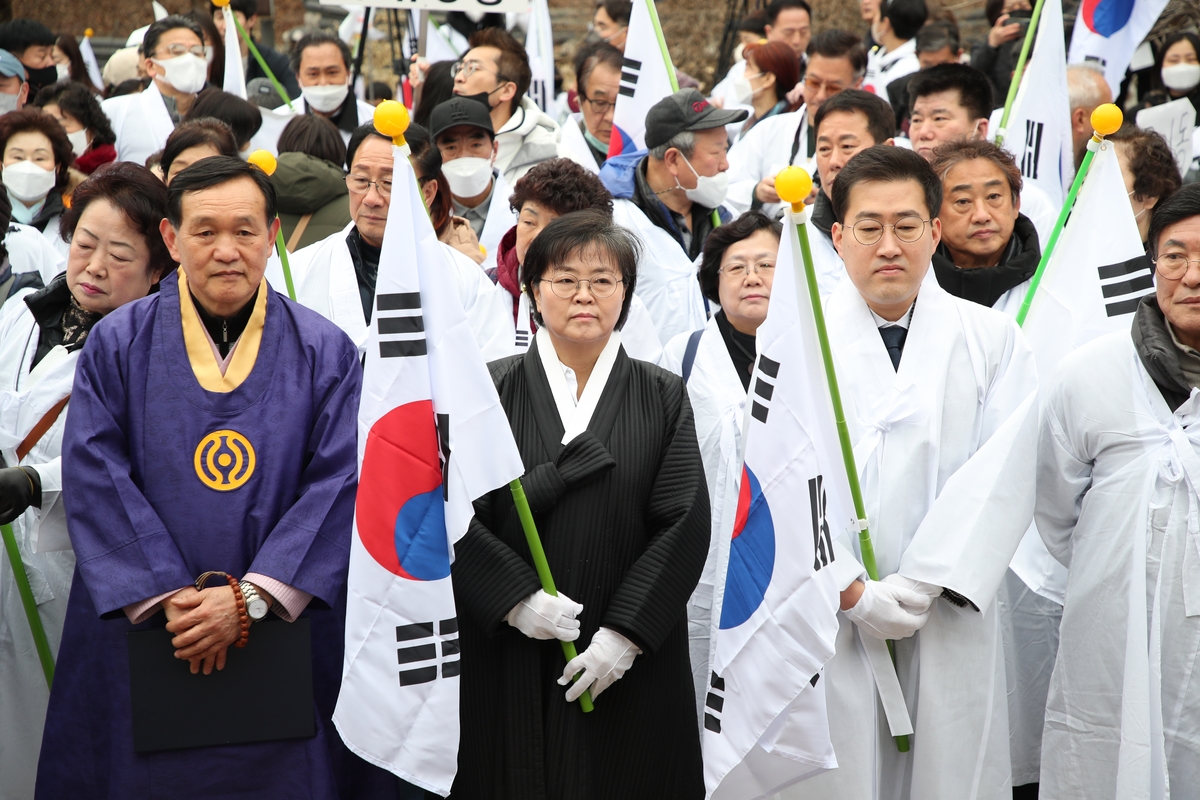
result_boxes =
[25,64,57,95]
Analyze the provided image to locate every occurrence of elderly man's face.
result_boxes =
[938,157,1019,268]
[668,127,730,191]
[909,89,986,161]
[161,177,278,317]
[1154,216,1200,350]
[348,135,393,248]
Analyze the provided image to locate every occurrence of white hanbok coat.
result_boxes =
[0,299,78,799]
[660,316,746,720]
[101,81,176,167]
[280,222,514,361]
[2,223,65,315]
[782,270,1040,800]
[611,198,708,345]
[1037,331,1200,800]
[863,40,920,100]
[726,107,811,219]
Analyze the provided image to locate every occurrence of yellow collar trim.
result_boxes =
[177,269,268,393]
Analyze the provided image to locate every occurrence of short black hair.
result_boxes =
[698,211,782,305]
[907,63,993,124]
[830,145,942,224]
[290,31,352,75]
[63,162,175,277]
[161,118,240,180]
[33,80,117,146]
[521,208,640,330]
[574,40,624,98]
[167,155,277,230]
[141,15,205,61]
[345,122,392,172]
[880,0,928,41]
[186,89,263,148]
[766,0,812,26]
[211,0,257,19]
[813,89,894,147]
[0,19,56,55]
[807,29,867,76]
[278,113,346,167]
[915,20,960,54]
[1148,183,1200,259]
[593,0,632,25]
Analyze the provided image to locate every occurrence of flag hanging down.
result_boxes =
[607,0,677,158]
[220,6,247,99]
[702,210,843,799]
[526,0,555,115]
[1069,0,1170,96]
[79,34,104,92]
[333,128,526,796]
[1021,137,1150,397]
[992,0,1072,206]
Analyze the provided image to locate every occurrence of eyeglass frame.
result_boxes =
[845,217,932,246]
[719,260,776,279]
[1152,252,1200,280]
[452,59,512,85]
[580,96,617,115]
[345,174,393,197]
[155,43,207,59]
[538,272,627,299]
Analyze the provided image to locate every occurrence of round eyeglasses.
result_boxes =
[847,217,931,246]
[540,273,624,299]
[452,60,505,81]
[1153,253,1200,280]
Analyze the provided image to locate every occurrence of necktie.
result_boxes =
[879,325,907,371]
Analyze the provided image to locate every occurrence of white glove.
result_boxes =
[882,573,943,601]
[558,626,641,701]
[844,579,932,640]
[505,590,583,641]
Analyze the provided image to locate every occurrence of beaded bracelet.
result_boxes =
[194,571,250,648]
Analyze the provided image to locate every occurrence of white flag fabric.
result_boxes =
[79,36,104,91]
[993,0,1072,206]
[702,211,843,799]
[607,0,676,158]
[221,6,247,100]
[333,138,526,796]
[1069,0,1170,95]
[152,0,167,20]
[1021,138,1151,386]
[526,0,555,115]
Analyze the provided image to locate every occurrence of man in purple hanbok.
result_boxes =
[35,157,362,798]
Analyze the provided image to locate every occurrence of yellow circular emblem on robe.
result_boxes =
[194,430,256,491]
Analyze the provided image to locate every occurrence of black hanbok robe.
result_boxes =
[450,339,710,800]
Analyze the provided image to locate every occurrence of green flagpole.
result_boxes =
[1014,103,1124,327]
[213,0,296,112]
[509,479,595,713]
[994,0,1045,148]
[2,522,54,688]
[246,150,298,301]
[775,166,908,753]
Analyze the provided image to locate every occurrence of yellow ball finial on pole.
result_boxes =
[1090,103,1123,137]
[211,0,231,7]
[374,100,411,149]
[247,150,277,176]
[84,28,94,38]
[775,166,814,213]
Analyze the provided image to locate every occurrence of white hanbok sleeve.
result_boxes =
[1034,379,1094,568]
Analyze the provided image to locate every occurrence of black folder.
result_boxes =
[127,618,315,752]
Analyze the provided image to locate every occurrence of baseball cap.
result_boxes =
[644,89,748,150]
[429,95,495,140]
[246,78,283,110]
[0,49,25,81]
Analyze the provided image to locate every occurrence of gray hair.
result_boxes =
[648,129,695,161]
[1066,63,1111,111]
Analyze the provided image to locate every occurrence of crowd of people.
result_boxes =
[0,0,1198,798]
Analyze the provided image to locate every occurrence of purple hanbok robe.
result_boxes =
[35,273,361,798]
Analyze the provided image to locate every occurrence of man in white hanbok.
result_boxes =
[781,146,1039,800]
[659,211,781,717]
[1036,185,1200,799]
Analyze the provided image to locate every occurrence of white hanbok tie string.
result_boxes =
[852,378,928,472]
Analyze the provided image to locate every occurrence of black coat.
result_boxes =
[450,341,710,800]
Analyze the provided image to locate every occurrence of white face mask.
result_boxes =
[56,63,69,81]
[66,128,89,157]
[733,74,765,105]
[1162,62,1200,92]
[4,160,56,204]
[302,82,350,114]
[204,45,215,66]
[0,92,19,115]
[677,154,729,208]
[151,53,208,95]
[443,156,494,198]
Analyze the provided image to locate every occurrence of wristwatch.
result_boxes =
[239,580,269,622]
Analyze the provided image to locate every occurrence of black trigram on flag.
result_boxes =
[809,476,835,572]
[1097,256,1154,318]
[437,413,451,501]
[619,57,641,97]
[514,328,530,349]
[396,618,459,686]
[376,292,426,359]
[705,671,725,734]
[1021,120,1044,181]
[750,355,780,424]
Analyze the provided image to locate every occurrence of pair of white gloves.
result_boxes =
[844,574,942,640]
[505,589,640,701]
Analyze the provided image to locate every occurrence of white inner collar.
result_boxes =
[536,327,622,445]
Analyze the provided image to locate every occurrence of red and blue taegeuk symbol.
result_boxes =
[606,124,637,160]
[356,400,449,581]
[1082,0,1134,37]
[719,465,776,629]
